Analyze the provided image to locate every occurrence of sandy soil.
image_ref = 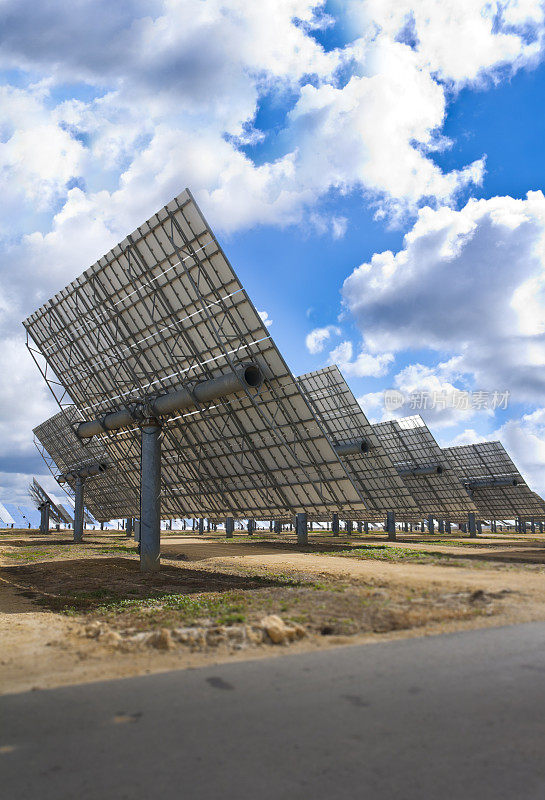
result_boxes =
[2,530,545,695]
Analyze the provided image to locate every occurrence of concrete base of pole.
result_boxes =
[274,520,281,534]
[198,518,204,535]
[140,422,161,572]
[225,517,234,538]
[247,518,254,536]
[438,519,445,534]
[332,513,339,536]
[296,512,308,545]
[468,512,477,538]
[357,521,362,534]
[364,521,369,534]
[345,520,353,534]
[428,516,434,534]
[387,511,396,541]
[445,521,452,534]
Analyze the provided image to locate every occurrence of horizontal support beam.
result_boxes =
[397,465,443,476]
[58,462,108,482]
[467,477,518,490]
[334,439,369,457]
[76,363,264,439]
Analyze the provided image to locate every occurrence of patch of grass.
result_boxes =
[321,544,467,567]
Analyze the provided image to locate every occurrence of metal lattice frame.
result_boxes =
[28,478,73,524]
[24,189,368,520]
[444,442,545,520]
[372,416,477,520]
[297,366,420,520]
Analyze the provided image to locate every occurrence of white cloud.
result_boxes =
[328,339,394,377]
[305,325,341,354]
[361,0,545,87]
[2,0,539,243]
[343,191,545,404]
[258,310,273,328]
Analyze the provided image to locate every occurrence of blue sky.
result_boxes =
[2,0,545,512]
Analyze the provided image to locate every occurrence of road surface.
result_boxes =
[2,622,545,799]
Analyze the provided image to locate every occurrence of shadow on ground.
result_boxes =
[1,557,298,614]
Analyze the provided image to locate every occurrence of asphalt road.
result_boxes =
[3,622,545,799]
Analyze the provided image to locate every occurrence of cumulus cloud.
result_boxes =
[343,191,545,404]
[328,340,394,377]
[258,310,273,328]
[361,0,545,87]
[305,325,341,354]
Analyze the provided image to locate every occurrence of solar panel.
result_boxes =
[0,501,15,525]
[444,442,545,519]
[24,188,367,521]
[372,416,477,519]
[29,479,73,524]
[297,366,420,519]
[34,406,137,522]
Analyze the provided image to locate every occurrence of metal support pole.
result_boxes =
[403,521,409,533]
[438,519,444,534]
[198,518,204,535]
[332,513,339,536]
[520,518,526,533]
[357,521,362,534]
[274,520,282,534]
[468,512,477,538]
[247,518,254,536]
[387,511,396,541]
[140,421,161,572]
[477,520,482,535]
[445,521,451,534]
[531,517,536,535]
[295,513,308,546]
[74,477,84,543]
[225,517,234,538]
[43,503,50,534]
[364,521,369,534]
[125,518,133,538]
[428,516,434,534]
[345,520,353,534]
[540,522,544,534]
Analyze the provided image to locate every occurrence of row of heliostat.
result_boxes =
[23,188,545,525]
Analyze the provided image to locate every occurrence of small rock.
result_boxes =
[293,623,307,639]
[260,615,300,645]
[147,629,174,650]
[245,626,264,645]
[206,627,227,647]
[101,630,122,646]
[85,621,102,638]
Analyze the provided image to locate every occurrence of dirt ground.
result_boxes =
[2,528,545,695]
